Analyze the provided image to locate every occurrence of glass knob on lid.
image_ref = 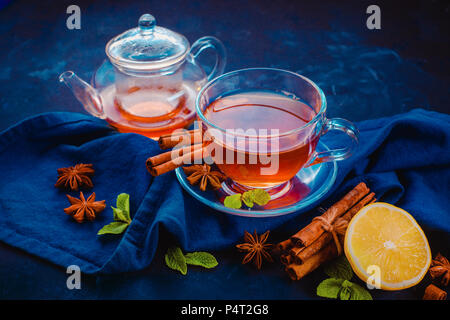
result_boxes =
[105,13,190,72]
[138,13,156,36]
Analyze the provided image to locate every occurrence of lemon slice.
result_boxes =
[344,202,431,290]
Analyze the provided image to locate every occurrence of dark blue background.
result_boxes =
[0,0,448,299]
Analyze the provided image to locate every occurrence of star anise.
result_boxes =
[429,253,450,286]
[64,191,106,223]
[55,163,95,191]
[183,164,226,191]
[236,230,273,270]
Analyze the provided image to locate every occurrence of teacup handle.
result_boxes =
[308,118,359,166]
[190,36,227,81]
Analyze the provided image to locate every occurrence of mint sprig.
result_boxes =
[317,256,373,300]
[224,194,242,209]
[324,255,354,280]
[184,252,218,269]
[97,193,132,235]
[165,246,218,275]
[316,278,345,299]
[224,189,270,209]
[165,246,188,275]
[317,278,373,300]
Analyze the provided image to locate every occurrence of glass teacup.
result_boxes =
[196,68,359,195]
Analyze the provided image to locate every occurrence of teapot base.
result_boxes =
[105,117,195,140]
[100,84,197,139]
[114,86,187,122]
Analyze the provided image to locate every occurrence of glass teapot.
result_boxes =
[59,13,226,139]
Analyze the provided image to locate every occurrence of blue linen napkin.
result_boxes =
[0,109,448,274]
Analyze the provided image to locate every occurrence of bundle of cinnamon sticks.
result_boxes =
[275,182,376,280]
[146,129,210,176]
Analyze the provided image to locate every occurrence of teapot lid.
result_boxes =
[105,14,190,72]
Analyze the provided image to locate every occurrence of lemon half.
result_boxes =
[344,202,431,291]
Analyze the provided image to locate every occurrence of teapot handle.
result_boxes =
[190,36,227,81]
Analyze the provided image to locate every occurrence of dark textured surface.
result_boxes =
[0,0,449,299]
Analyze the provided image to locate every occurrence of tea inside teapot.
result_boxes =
[117,86,186,119]
[99,76,200,137]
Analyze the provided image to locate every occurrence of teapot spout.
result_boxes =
[59,71,105,119]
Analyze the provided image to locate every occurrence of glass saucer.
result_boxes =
[175,142,337,217]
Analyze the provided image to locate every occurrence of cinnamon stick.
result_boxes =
[146,143,205,167]
[275,239,293,253]
[158,129,202,149]
[290,182,370,247]
[147,146,207,176]
[291,235,329,265]
[285,242,338,281]
[289,245,305,258]
[423,284,447,300]
[291,192,376,264]
[280,254,293,265]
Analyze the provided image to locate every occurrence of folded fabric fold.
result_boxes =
[0,109,448,274]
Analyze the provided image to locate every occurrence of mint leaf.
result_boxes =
[116,193,130,212]
[112,207,128,223]
[224,194,242,209]
[241,192,254,208]
[97,221,129,235]
[247,189,270,206]
[339,286,352,300]
[98,193,132,236]
[227,189,271,209]
[115,193,131,222]
[316,278,344,299]
[342,279,353,288]
[241,189,270,208]
[350,283,373,300]
[165,247,187,275]
[324,255,353,280]
[185,252,218,269]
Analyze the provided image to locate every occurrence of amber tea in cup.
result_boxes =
[203,91,319,187]
[196,68,359,195]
